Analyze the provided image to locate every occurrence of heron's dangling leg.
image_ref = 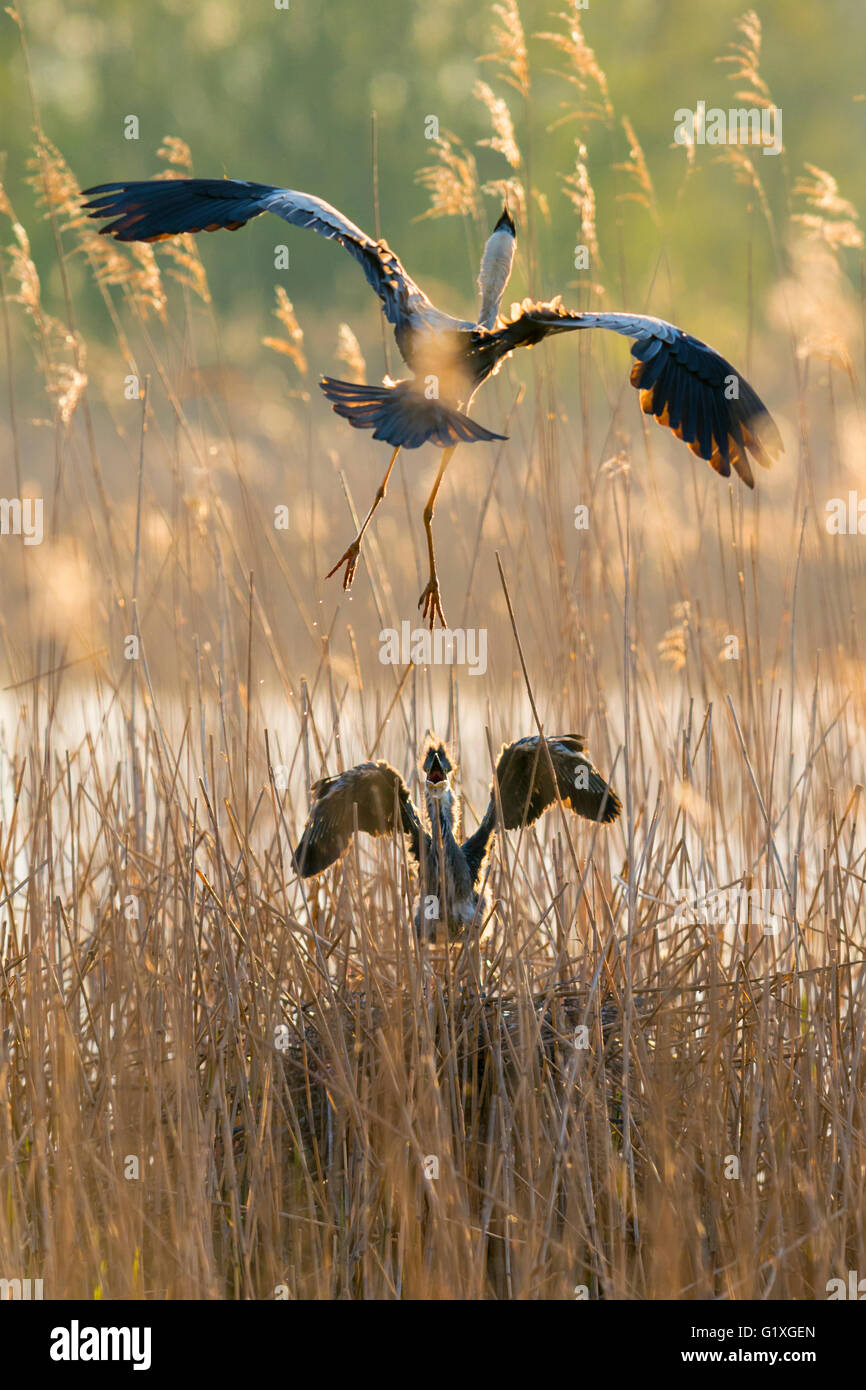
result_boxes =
[326,445,401,590]
[417,444,457,630]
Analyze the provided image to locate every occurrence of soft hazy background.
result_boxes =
[0,0,864,695]
[1,0,865,698]
[2,0,864,332]
[2,0,866,1302]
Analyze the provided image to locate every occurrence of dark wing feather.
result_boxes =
[462,735,620,885]
[493,734,621,829]
[293,761,424,877]
[81,178,434,342]
[488,299,783,487]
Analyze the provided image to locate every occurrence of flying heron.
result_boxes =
[81,176,783,625]
[293,733,621,939]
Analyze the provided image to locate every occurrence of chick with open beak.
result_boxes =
[422,743,453,800]
[294,734,621,943]
[417,741,477,939]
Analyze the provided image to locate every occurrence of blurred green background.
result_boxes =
[2,0,864,364]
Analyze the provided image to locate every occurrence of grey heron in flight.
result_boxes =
[82,176,783,626]
[293,733,621,939]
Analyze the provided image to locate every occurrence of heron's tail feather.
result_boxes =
[319,377,507,449]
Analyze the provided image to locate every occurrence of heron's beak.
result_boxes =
[426,753,449,795]
[493,204,516,236]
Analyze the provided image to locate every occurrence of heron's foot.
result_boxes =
[418,574,447,630]
[326,539,361,591]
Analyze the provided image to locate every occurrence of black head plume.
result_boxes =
[494,204,516,236]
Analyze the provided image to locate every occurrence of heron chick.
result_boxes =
[82,176,783,626]
[293,734,621,940]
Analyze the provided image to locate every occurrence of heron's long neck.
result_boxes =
[425,789,459,857]
[477,228,515,330]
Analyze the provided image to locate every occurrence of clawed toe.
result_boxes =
[418,580,446,630]
[326,543,360,591]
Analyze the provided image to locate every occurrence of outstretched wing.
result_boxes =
[81,177,438,344]
[492,734,621,830]
[489,299,783,487]
[460,734,620,882]
[293,761,424,878]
